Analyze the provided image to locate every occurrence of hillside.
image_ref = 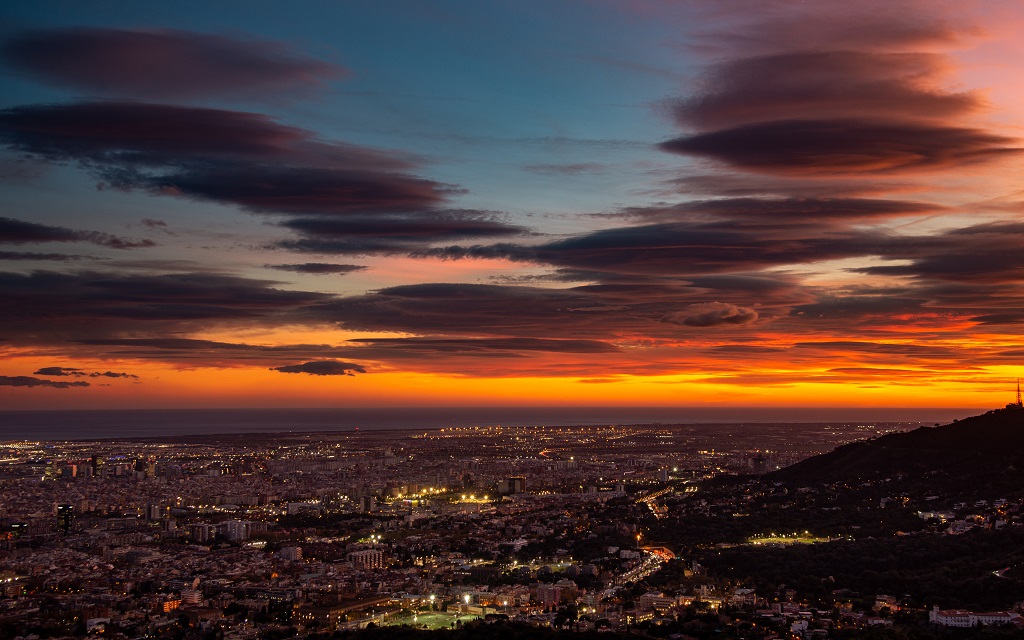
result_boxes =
[772,404,1024,487]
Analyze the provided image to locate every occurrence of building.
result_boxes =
[348,548,385,569]
[930,606,1020,627]
[223,520,249,542]
[751,455,768,475]
[638,592,679,612]
[536,584,560,607]
[294,603,349,628]
[287,501,321,516]
[56,504,73,534]
[498,476,526,495]
[190,523,216,543]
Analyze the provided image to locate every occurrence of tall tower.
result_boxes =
[1017,379,1022,407]
[56,504,73,534]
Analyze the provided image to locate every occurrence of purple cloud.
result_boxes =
[0,375,89,388]
[662,302,759,327]
[661,118,1017,176]
[0,102,449,215]
[2,27,345,100]
[270,360,366,376]
[264,263,368,275]
[0,216,154,249]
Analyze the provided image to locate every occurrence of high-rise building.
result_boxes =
[189,523,216,543]
[56,504,73,534]
[223,520,249,542]
[752,454,768,475]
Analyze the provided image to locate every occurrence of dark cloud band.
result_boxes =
[2,27,345,100]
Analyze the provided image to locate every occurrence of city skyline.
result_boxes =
[2,1,1024,410]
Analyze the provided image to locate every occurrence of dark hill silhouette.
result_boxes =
[772,405,1024,485]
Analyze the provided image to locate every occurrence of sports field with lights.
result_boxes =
[385,612,481,630]
[746,532,830,545]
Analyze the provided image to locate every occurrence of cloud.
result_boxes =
[970,313,1024,326]
[0,251,97,261]
[265,263,367,275]
[89,371,139,379]
[150,164,456,217]
[658,2,1016,200]
[34,366,84,376]
[33,365,138,379]
[315,280,769,346]
[0,102,528,255]
[522,163,607,175]
[67,336,623,375]
[318,283,625,338]
[662,302,758,327]
[348,337,619,354]
[852,221,1024,284]
[792,341,958,359]
[270,360,366,376]
[0,270,330,344]
[660,118,1017,176]
[792,296,927,320]
[140,218,175,235]
[666,172,911,199]
[2,27,345,100]
[427,221,875,276]
[2,5,1022,387]
[673,51,979,130]
[0,101,453,217]
[0,216,154,248]
[276,211,525,254]
[708,344,787,355]
[613,197,940,223]
[0,375,89,388]
[685,3,971,56]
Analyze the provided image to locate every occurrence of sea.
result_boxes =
[0,406,983,442]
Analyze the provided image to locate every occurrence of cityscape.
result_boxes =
[3,405,1023,638]
[3,1,1024,638]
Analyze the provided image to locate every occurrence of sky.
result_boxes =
[1,0,1023,411]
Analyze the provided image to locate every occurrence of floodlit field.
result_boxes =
[746,532,831,545]
[385,612,482,630]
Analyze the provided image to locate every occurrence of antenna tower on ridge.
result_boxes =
[1017,378,1022,407]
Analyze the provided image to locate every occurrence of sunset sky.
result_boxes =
[2,1,1024,410]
